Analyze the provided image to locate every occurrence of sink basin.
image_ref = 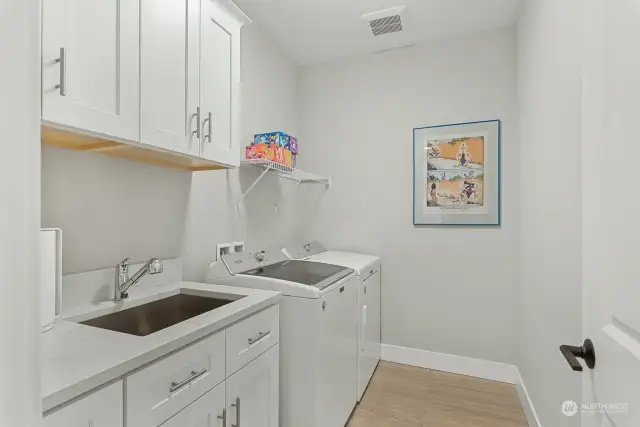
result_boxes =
[79,293,241,336]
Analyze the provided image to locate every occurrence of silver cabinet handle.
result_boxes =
[231,397,240,427]
[202,112,212,143]
[54,47,67,96]
[248,331,270,346]
[217,408,226,427]
[169,368,207,393]
[192,106,201,138]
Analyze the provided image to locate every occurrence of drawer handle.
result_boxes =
[217,408,226,427]
[54,47,67,96]
[202,112,212,143]
[248,331,270,346]
[169,368,208,393]
[231,397,240,427]
[192,106,201,138]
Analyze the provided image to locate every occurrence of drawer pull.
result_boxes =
[169,368,208,393]
[54,47,67,96]
[192,106,201,138]
[248,331,270,346]
[231,397,240,427]
[217,408,226,427]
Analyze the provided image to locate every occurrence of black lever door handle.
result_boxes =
[560,339,596,371]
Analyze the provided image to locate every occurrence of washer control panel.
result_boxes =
[222,249,287,274]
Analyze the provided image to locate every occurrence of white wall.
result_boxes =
[42,146,192,274]
[0,0,42,424]
[42,25,307,278]
[298,27,520,364]
[181,24,320,281]
[518,1,582,425]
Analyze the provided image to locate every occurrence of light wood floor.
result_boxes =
[347,362,528,427]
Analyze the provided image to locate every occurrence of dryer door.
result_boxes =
[317,276,358,427]
[360,269,381,400]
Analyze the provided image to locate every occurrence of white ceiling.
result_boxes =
[234,0,522,65]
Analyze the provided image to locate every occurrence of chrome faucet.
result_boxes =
[114,257,164,301]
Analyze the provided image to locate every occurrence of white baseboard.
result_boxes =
[514,370,543,427]
[381,344,541,427]
[382,344,519,384]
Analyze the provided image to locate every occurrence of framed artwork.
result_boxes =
[413,120,501,226]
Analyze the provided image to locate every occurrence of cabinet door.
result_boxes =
[42,0,139,141]
[43,381,123,427]
[140,0,200,156]
[361,270,381,397]
[161,382,225,427]
[199,0,243,167]
[226,345,279,427]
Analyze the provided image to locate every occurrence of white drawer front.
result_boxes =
[226,305,279,377]
[126,331,225,427]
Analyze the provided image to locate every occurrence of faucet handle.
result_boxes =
[118,257,132,269]
[117,257,132,282]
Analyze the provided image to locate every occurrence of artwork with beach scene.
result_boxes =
[425,137,485,210]
[413,120,500,226]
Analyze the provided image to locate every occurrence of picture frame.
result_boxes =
[413,120,501,226]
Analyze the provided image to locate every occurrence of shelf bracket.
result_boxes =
[235,165,272,209]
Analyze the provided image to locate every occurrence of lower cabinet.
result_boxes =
[43,306,279,427]
[43,380,123,427]
[226,345,279,427]
[161,381,225,427]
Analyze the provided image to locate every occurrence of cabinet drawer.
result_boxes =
[226,305,279,376]
[43,380,123,427]
[126,330,225,427]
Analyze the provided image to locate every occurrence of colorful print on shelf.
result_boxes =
[248,131,298,168]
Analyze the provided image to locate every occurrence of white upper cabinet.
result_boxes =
[199,0,246,167]
[42,0,248,170]
[140,0,201,157]
[42,0,139,141]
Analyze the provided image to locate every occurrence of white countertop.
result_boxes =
[42,281,282,413]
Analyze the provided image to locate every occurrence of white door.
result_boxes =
[580,0,640,425]
[162,382,226,427]
[360,269,381,400]
[43,381,123,427]
[42,0,139,141]
[199,0,242,167]
[226,345,279,427]
[318,278,358,427]
[140,0,200,156]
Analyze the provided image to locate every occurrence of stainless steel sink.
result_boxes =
[79,293,241,336]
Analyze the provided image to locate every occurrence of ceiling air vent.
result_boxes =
[362,6,407,37]
[369,15,402,36]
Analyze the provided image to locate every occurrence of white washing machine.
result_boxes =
[283,241,381,401]
[207,249,359,427]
